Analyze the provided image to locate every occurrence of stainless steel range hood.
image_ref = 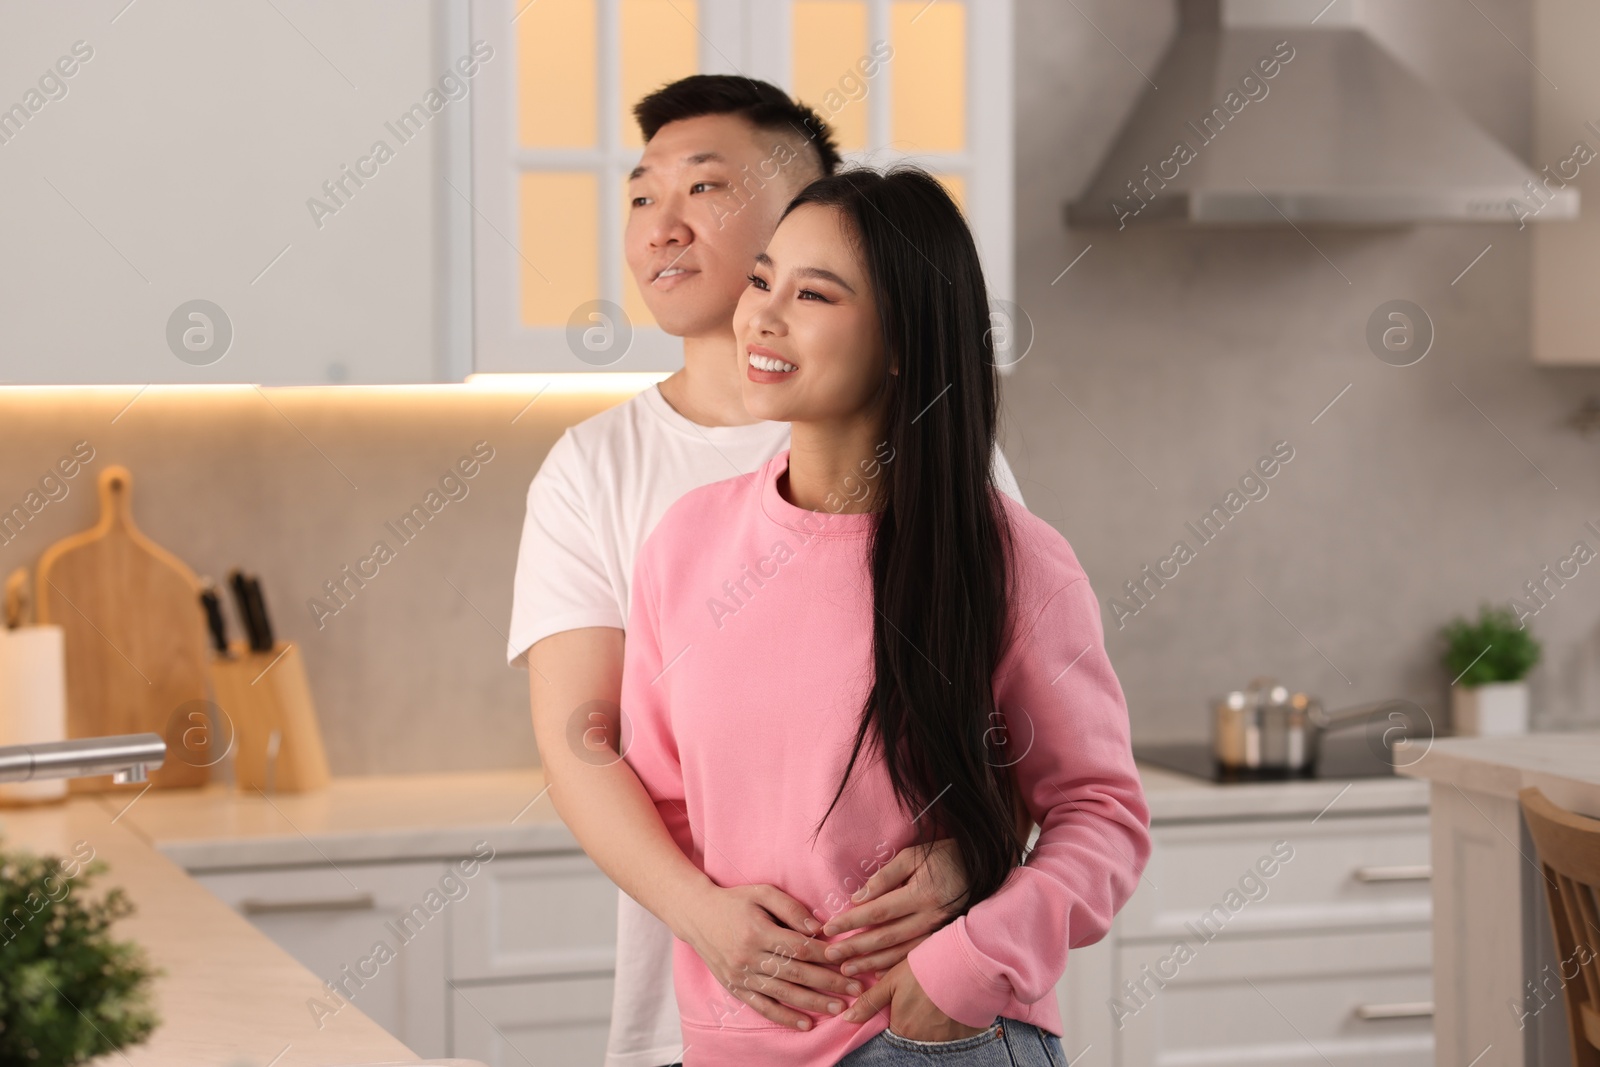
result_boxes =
[1066,0,1580,227]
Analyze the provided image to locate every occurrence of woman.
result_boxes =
[619,167,1151,1066]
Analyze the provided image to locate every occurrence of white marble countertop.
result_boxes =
[98,762,1429,872]
[0,797,416,1067]
[1395,729,1600,818]
[110,769,567,871]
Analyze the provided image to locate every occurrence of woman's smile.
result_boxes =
[747,343,799,383]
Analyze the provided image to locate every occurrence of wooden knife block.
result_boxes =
[208,641,330,794]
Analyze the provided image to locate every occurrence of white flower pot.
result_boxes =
[1451,680,1529,736]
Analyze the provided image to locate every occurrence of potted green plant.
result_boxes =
[1441,603,1542,736]
[0,840,161,1066]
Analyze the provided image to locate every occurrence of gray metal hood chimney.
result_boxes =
[1066,0,1580,227]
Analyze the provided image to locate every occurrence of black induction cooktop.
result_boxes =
[1133,734,1399,784]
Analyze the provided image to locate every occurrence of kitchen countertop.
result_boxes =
[108,769,564,870]
[0,796,415,1067]
[1394,729,1600,816]
[105,761,1429,873]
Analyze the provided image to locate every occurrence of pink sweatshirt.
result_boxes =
[621,450,1151,1066]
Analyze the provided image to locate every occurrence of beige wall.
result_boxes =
[1013,0,1600,738]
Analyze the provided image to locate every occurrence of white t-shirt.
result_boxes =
[508,383,1025,1067]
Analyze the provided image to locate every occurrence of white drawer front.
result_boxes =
[451,852,619,980]
[195,861,453,1058]
[450,975,615,1066]
[1114,929,1433,1067]
[1118,813,1431,942]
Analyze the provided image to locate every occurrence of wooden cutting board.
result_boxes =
[34,465,211,791]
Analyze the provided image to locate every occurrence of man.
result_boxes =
[508,75,1026,1067]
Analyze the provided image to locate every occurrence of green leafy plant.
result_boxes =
[0,840,160,1066]
[1441,602,1542,687]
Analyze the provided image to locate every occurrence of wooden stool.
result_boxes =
[1519,786,1600,1067]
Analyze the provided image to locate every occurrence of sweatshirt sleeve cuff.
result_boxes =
[906,918,1014,1029]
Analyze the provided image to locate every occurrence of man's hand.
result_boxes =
[681,882,865,1030]
[817,838,968,977]
[839,956,993,1040]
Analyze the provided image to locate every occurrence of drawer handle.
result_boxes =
[1352,864,1432,883]
[1355,1001,1434,1021]
[239,892,376,915]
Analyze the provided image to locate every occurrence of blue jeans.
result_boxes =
[835,1016,1065,1065]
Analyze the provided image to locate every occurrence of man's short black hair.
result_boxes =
[634,74,842,177]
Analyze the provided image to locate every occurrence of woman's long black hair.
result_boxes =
[797,167,1024,916]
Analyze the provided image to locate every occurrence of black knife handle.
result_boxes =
[228,570,264,652]
[199,583,230,656]
[246,575,276,651]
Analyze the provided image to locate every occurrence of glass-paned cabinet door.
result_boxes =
[752,0,1010,298]
[469,0,1011,373]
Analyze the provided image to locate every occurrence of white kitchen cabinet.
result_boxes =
[1114,930,1433,1067]
[450,853,619,980]
[1533,0,1600,365]
[468,0,1014,374]
[1116,813,1433,941]
[0,2,460,385]
[450,975,615,1067]
[1060,807,1435,1067]
[194,847,621,1062]
[177,779,1429,1067]
[194,860,453,1058]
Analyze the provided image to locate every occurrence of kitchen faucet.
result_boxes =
[0,733,165,785]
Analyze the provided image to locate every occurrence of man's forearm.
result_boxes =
[549,750,713,940]
[527,626,712,943]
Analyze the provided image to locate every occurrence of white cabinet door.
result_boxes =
[450,975,615,1066]
[0,3,454,385]
[1114,929,1433,1067]
[194,860,453,1058]
[450,852,619,981]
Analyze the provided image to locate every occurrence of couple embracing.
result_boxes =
[509,74,1150,1067]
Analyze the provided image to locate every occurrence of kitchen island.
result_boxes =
[0,795,419,1067]
[1396,730,1600,1067]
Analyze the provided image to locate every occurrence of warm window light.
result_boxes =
[463,372,670,394]
[0,383,263,394]
[0,376,671,395]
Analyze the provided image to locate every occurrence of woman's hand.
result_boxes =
[680,882,865,1030]
[839,956,992,1040]
[818,838,969,978]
